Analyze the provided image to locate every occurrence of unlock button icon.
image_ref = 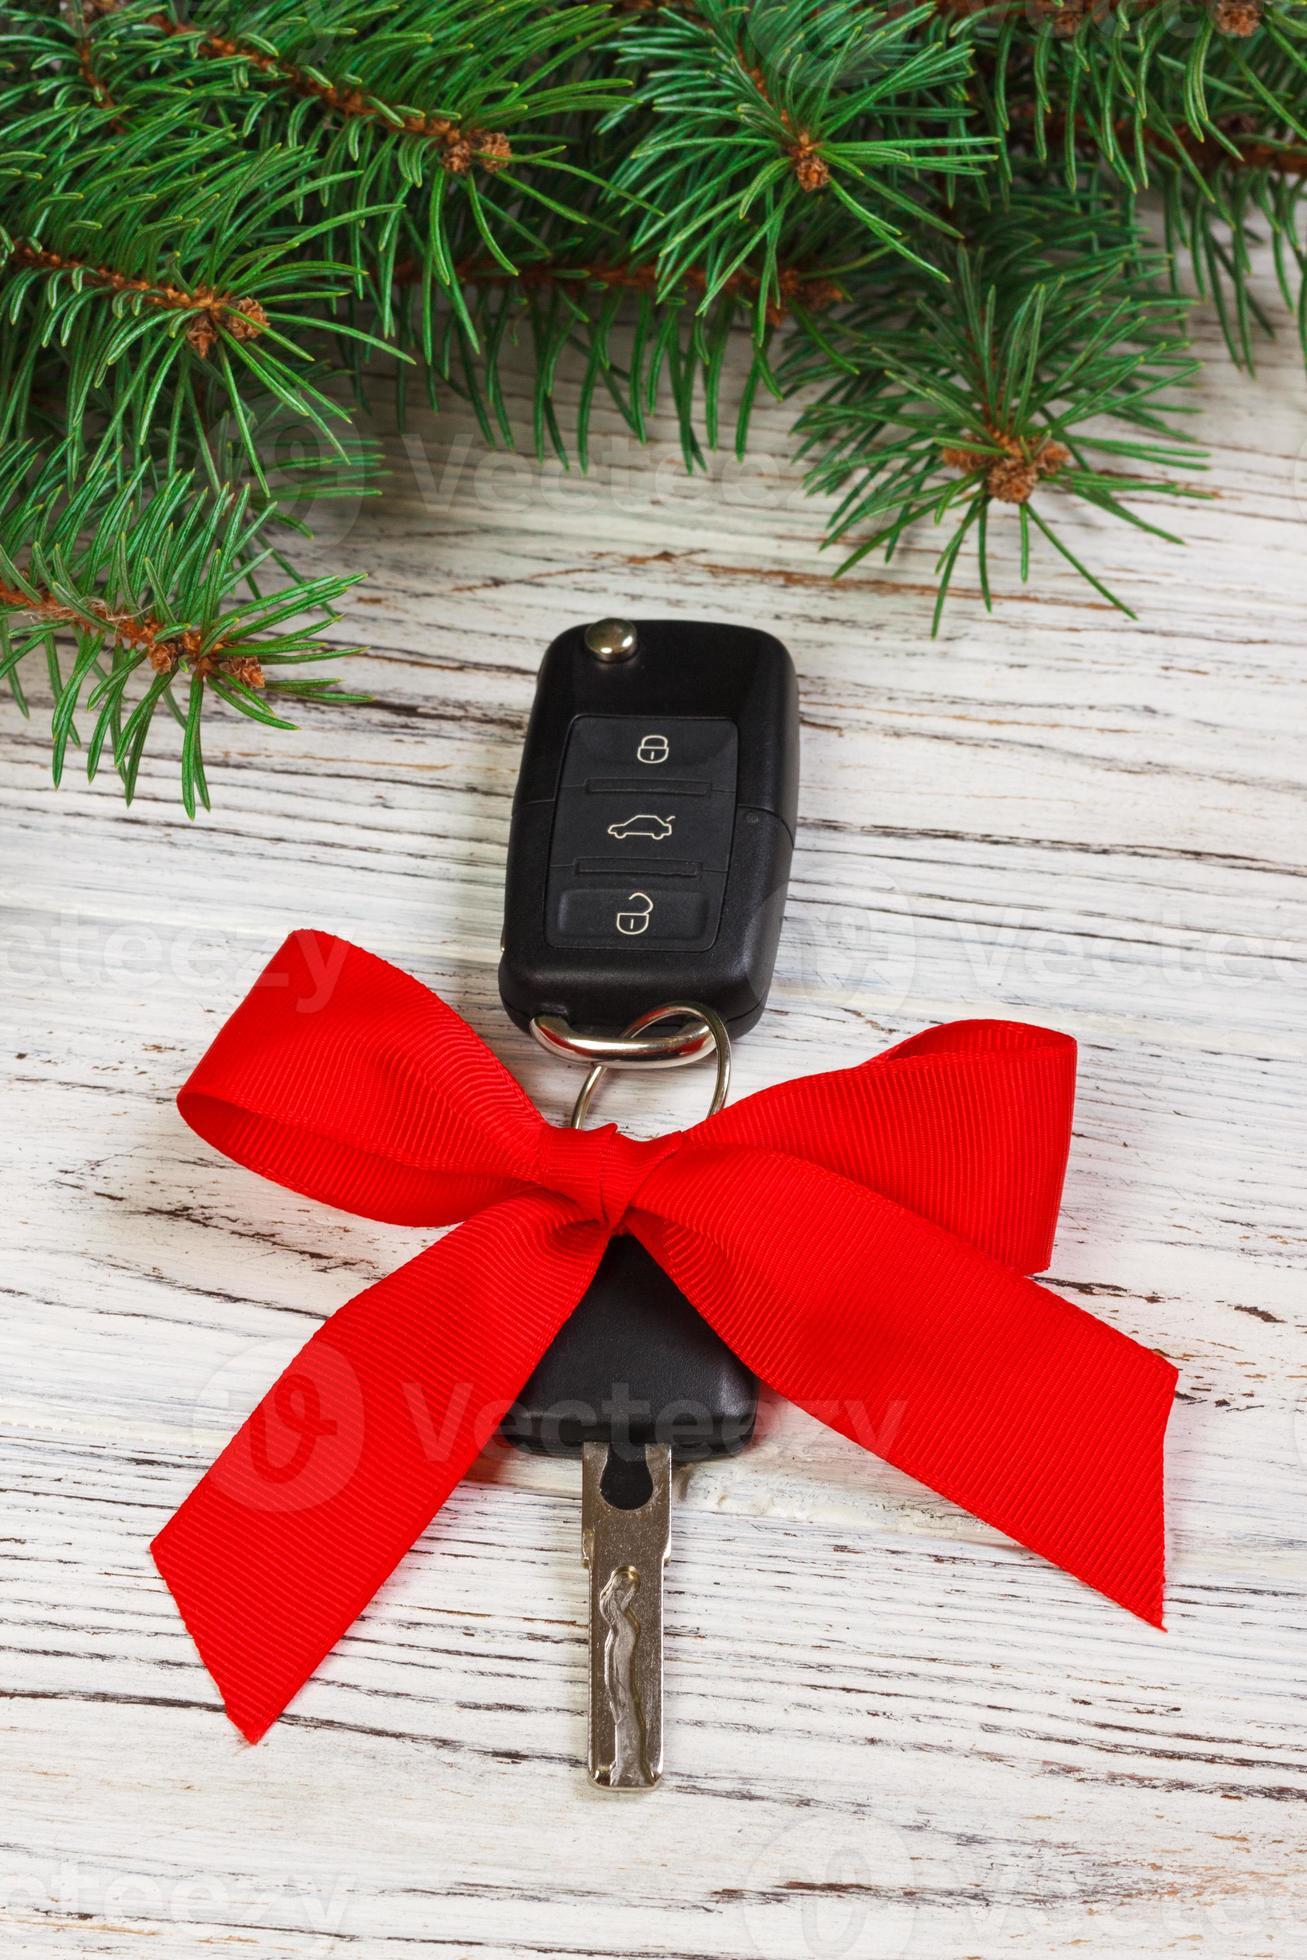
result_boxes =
[616,891,654,936]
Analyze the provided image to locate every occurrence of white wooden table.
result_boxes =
[2,295,1305,1959]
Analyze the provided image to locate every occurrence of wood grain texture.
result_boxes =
[1,285,1305,1958]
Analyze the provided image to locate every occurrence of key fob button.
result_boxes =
[549,788,735,876]
[560,715,737,790]
[551,882,717,946]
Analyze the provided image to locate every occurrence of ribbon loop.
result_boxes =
[152,933,1178,1745]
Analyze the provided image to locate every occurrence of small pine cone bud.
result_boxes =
[224,655,266,689]
[226,296,268,341]
[793,146,830,193]
[442,136,473,174]
[475,130,512,173]
[185,314,218,358]
[807,276,850,309]
[987,457,1040,504]
[147,644,176,674]
[778,269,843,313]
[185,295,265,356]
[800,276,843,311]
[1212,0,1261,33]
[944,430,1067,502]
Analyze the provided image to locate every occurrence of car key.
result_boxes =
[498,617,798,1786]
[503,1225,754,1787]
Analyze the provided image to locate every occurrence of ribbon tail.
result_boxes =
[636,1147,1178,1626]
[153,1195,606,1741]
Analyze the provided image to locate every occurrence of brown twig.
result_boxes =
[0,578,262,683]
[1016,0,1263,32]
[1004,92,1307,178]
[6,242,267,356]
[390,255,844,325]
[142,12,511,172]
[1164,121,1307,177]
[75,34,118,116]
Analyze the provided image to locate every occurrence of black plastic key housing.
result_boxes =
[498,618,798,1040]
[501,1237,756,1463]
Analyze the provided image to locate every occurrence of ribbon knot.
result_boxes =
[534,1119,671,1233]
[151,931,1178,1746]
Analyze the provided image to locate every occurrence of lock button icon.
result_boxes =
[615,891,654,936]
[636,733,669,764]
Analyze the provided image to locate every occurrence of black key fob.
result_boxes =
[498,618,799,1040]
[500,617,799,1473]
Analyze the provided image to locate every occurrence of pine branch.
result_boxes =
[85,0,632,342]
[968,0,1307,199]
[0,104,399,485]
[0,443,364,814]
[131,9,517,170]
[1,0,1304,810]
[790,185,1205,627]
[610,0,993,320]
[4,238,268,356]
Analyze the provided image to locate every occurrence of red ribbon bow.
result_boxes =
[153,931,1177,1742]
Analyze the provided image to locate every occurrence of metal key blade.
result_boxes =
[581,1441,671,1790]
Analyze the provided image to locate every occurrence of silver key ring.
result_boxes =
[568,1002,731,1130]
[531,1010,713,1070]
